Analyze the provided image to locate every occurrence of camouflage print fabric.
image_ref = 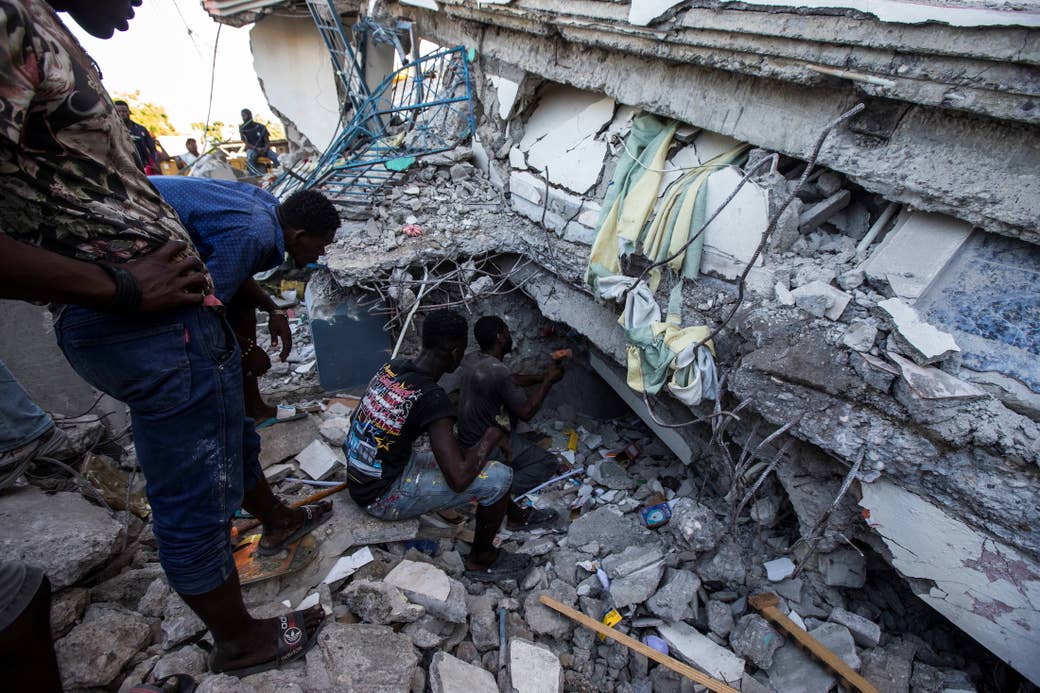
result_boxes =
[0,0,208,272]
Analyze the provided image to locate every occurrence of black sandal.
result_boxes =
[464,550,532,583]
[256,503,333,556]
[209,609,325,678]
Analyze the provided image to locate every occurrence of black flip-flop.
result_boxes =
[209,609,326,678]
[506,507,559,531]
[256,503,333,556]
[129,674,197,693]
[464,549,533,583]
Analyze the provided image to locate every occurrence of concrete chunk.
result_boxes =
[888,352,986,400]
[56,604,152,689]
[258,415,319,468]
[295,439,342,480]
[790,281,852,321]
[768,641,836,693]
[431,651,497,693]
[829,607,881,648]
[809,622,861,671]
[764,557,796,582]
[647,569,701,622]
[878,297,960,365]
[509,639,563,693]
[799,190,851,231]
[0,487,124,589]
[385,559,451,601]
[861,210,972,302]
[657,621,745,683]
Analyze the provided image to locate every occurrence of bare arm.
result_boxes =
[239,278,292,360]
[511,361,564,421]
[429,418,506,493]
[0,236,206,310]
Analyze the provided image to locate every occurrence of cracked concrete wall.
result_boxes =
[391,2,1040,246]
[250,14,342,154]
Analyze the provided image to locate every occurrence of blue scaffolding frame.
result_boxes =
[268,2,477,212]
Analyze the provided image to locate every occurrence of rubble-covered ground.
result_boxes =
[2,125,1036,693]
[0,386,1017,693]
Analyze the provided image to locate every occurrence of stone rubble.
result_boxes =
[0,150,1017,693]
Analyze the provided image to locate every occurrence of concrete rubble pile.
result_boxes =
[0,387,1000,692]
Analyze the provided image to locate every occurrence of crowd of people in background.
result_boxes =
[109,101,283,176]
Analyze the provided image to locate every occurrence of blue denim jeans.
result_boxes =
[0,361,52,453]
[246,147,279,174]
[54,305,263,595]
[363,451,512,521]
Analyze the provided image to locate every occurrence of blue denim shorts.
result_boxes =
[55,305,263,595]
[364,451,512,521]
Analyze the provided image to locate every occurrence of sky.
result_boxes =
[67,0,275,137]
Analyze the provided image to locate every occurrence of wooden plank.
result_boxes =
[539,596,740,693]
[748,593,879,693]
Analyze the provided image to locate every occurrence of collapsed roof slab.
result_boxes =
[395,3,1040,245]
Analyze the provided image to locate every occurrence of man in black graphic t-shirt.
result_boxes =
[345,310,532,583]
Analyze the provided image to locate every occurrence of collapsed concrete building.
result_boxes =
[198,0,1040,688]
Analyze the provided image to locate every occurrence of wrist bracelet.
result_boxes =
[97,262,143,313]
[240,340,255,357]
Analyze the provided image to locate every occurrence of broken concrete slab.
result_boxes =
[295,439,343,480]
[764,557,796,582]
[861,210,973,302]
[385,559,451,601]
[829,607,881,648]
[565,505,654,552]
[628,0,686,25]
[521,88,614,194]
[488,74,520,120]
[878,297,960,365]
[669,497,722,552]
[304,623,418,691]
[340,578,425,625]
[646,568,700,622]
[700,167,769,280]
[809,622,861,670]
[729,614,784,669]
[152,644,208,682]
[430,651,497,693]
[887,352,987,400]
[843,320,878,352]
[56,603,152,689]
[799,190,851,231]
[768,640,836,693]
[657,621,745,683]
[50,586,89,638]
[524,583,577,638]
[161,593,207,649]
[860,479,1040,686]
[611,561,665,609]
[258,415,320,469]
[0,487,125,589]
[90,564,164,609]
[509,638,563,693]
[707,599,735,637]
[790,280,852,320]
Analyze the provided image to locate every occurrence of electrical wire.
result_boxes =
[202,23,223,149]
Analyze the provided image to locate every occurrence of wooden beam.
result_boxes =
[748,592,879,693]
[538,595,740,693]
